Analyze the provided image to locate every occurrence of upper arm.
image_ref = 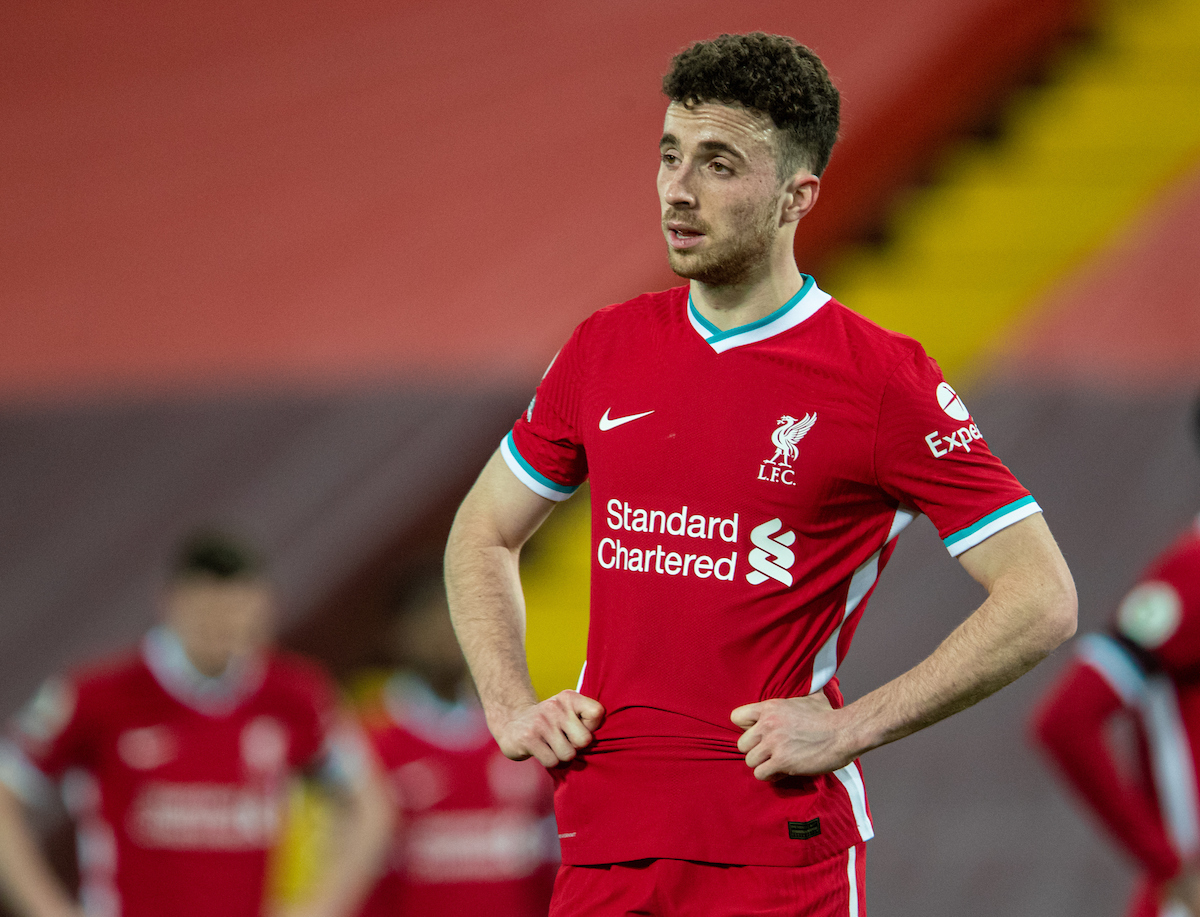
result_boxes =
[956,513,1078,639]
[451,449,560,554]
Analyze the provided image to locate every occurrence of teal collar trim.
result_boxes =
[687,275,830,352]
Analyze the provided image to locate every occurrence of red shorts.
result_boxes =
[548,845,866,917]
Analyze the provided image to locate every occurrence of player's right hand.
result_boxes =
[494,690,605,767]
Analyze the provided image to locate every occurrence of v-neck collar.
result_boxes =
[687,274,831,353]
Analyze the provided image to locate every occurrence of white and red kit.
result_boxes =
[504,278,1039,867]
[357,674,556,917]
[0,627,352,917]
[1033,514,1200,917]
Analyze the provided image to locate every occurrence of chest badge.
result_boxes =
[758,413,816,485]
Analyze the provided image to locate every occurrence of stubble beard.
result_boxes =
[665,197,779,287]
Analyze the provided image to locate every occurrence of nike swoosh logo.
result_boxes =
[599,408,655,431]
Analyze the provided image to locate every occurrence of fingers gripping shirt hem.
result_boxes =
[501,433,579,502]
[943,496,1041,557]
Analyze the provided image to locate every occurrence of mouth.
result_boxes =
[665,222,706,251]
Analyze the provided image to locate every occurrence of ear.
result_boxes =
[780,171,820,224]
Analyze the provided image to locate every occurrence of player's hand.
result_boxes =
[494,690,605,767]
[731,693,856,780]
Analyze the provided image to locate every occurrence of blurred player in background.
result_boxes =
[357,564,556,917]
[0,531,392,917]
[1033,400,1200,917]
[446,31,1077,917]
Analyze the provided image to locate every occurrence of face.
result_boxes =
[657,101,792,286]
[164,576,274,677]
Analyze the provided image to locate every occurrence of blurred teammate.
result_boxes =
[445,31,1077,916]
[1033,401,1200,917]
[0,531,392,917]
[357,565,555,917]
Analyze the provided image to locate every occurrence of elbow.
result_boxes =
[1040,568,1079,652]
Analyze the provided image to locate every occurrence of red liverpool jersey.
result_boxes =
[358,675,556,917]
[1033,514,1200,894]
[504,279,1038,866]
[2,629,341,917]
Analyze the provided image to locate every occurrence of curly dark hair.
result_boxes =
[662,32,840,180]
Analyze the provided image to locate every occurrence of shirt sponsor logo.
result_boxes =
[758,413,816,485]
[599,499,737,579]
[746,519,797,587]
[129,782,282,850]
[403,810,546,882]
[925,424,984,458]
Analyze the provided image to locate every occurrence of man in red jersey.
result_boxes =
[1033,401,1200,917]
[357,565,556,917]
[445,32,1077,916]
[0,531,392,917]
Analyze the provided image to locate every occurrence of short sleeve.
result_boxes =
[874,345,1040,557]
[7,677,90,783]
[503,323,589,502]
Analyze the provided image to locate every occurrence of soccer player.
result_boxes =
[1032,401,1200,917]
[356,565,556,917]
[445,32,1078,916]
[0,531,393,917]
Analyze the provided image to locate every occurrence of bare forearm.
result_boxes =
[0,788,79,917]
[445,453,604,766]
[841,578,1076,757]
[733,515,1077,779]
[445,527,540,729]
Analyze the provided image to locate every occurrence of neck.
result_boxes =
[688,255,805,332]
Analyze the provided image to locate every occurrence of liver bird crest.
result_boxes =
[766,413,817,467]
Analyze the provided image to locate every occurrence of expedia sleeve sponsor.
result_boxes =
[873,345,1034,552]
[925,423,984,458]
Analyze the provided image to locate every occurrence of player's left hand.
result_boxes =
[731,693,857,780]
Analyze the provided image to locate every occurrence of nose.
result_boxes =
[661,161,697,209]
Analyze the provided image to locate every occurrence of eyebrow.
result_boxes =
[659,134,746,161]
